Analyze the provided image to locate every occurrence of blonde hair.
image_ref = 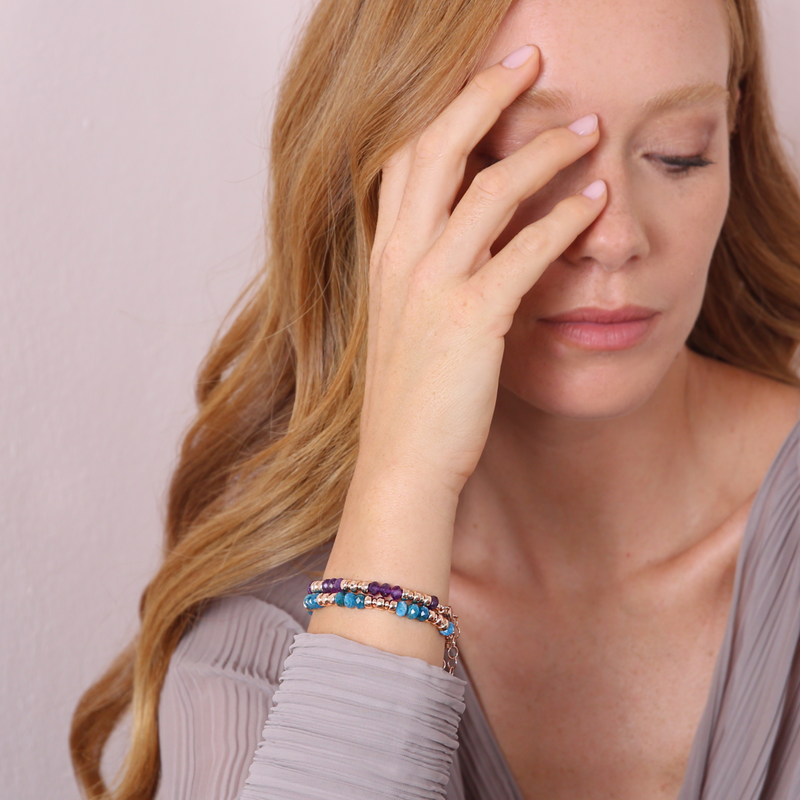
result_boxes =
[71,0,800,797]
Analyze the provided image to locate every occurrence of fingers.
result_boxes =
[371,146,413,284]
[469,181,608,317]
[437,116,600,273]
[390,45,541,257]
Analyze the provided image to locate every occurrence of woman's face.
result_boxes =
[473,0,732,419]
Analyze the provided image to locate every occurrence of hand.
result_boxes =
[357,44,606,498]
[311,45,605,659]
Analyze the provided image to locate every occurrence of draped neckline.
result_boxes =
[450,414,800,800]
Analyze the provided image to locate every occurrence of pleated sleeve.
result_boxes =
[155,594,467,800]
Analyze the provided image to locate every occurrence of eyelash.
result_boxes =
[655,154,714,175]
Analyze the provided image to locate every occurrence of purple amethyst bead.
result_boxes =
[333,578,343,592]
[368,581,381,596]
[430,595,439,610]
[307,582,313,594]
[322,579,331,592]
[390,585,403,601]
[380,582,392,597]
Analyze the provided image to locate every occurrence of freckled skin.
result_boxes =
[474,0,732,419]
[448,0,800,798]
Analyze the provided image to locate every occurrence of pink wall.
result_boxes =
[2,0,799,796]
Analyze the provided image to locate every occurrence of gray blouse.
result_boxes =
[155,414,800,800]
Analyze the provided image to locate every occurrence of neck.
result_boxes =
[453,347,718,589]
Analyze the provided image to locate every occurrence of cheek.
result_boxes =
[643,174,730,311]
[495,171,730,418]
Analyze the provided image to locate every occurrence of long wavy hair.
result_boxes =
[71,0,800,797]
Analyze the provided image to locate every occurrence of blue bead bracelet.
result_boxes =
[303,576,460,672]
[304,590,455,639]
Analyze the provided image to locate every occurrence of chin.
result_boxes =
[499,348,679,421]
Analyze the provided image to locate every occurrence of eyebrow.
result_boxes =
[510,81,730,115]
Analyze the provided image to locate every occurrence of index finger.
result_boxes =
[392,45,542,250]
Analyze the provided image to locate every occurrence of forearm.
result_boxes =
[307,462,459,667]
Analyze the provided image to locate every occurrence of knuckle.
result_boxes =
[415,125,451,163]
[515,224,551,258]
[471,164,514,203]
[378,237,407,272]
[465,74,502,113]
[383,145,410,171]
[469,74,494,99]
[555,196,590,227]
[534,127,568,154]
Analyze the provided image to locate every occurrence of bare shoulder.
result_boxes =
[689,351,800,489]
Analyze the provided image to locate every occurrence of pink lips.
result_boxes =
[539,305,658,350]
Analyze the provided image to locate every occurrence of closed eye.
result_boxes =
[655,154,714,175]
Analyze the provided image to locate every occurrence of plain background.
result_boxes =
[2,0,800,796]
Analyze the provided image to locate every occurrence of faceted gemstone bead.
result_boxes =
[333,578,343,592]
[335,591,346,606]
[407,603,420,620]
[368,581,381,596]
[344,591,357,608]
[303,593,320,610]
[380,582,392,597]
[307,582,313,594]
[418,606,430,621]
[429,595,439,610]
[390,585,403,601]
[355,593,365,609]
[395,600,408,617]
[443,621,454,637]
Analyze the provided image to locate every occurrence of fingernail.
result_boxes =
[581,179,607,200]
[568,114,598,136]
[501,44,537,69]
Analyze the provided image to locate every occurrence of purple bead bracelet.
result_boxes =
[308,577,439,610]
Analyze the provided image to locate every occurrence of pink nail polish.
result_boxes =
[568,114,598,136]
[581,179,607,200]
[501,45,536,69]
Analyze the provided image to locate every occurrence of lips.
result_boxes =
[539,305,658,350]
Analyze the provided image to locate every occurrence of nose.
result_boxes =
[564,168,650,271]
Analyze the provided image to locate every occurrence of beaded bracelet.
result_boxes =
[303,577,460,674]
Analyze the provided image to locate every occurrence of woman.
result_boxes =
[71,0,800,797]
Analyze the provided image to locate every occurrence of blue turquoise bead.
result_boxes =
[395,600,408,617]
[355,593,365,609]
[407,603,420,620]
[418,605,430,621]
[443,621,455,637]
[335,591,345,606]
[344,591,357,608]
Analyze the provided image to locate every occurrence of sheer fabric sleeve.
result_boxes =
[155,594,467,800]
